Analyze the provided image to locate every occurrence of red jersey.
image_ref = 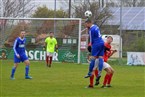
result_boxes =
[103,42,112,62]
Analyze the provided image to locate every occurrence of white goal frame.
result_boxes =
[0,17,82,64]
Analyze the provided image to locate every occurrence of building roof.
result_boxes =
[106,7,145,30]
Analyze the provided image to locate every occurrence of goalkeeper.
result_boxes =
[44,32,58,67]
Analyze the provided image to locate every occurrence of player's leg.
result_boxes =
[102,68,112,88]
[84,43,104,78]
[90,43,104,79]
[84,45,100,78]
[46,52,50,67]
[84,56,95,78]
[49,52,53,67]
[24,59,32,79]
[22,54,32,79]
[87,74,94,88]
[93,57,103,86]
[92,58,101,85]
[97,43,104,77]
[94,43,104,86]
[95,56,104,83]
[101,62,112,88]
[10,63,19,80]
[94,69,98,77]
[92,58,99,84]
[86,54,94,88]
[107,67,114,87]
[87,66,98,87]
[10,55,20,80]
[97,56,103,76]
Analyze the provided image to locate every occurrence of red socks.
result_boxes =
[108,73,113,85]
[103,73,113,86]
[103,74,110,86]
[46,56,53,65]
[89,70,98,86]
[95,69,98,77]
[90,75,94,86]
[89,70,113,86]
[49,57,52,65]
[46,56,49,65]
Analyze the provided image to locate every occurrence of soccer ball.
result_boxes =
[84,10,92,17]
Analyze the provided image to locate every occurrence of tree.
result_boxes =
[31,6,69,37]
[0,0,34,47]
[32,5,68,18]
[1,0,34,17]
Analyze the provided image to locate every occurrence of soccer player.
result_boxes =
[101,36,117,87]
[45,32,58,67]
[95,36,116,88]
[87,36,116,88]
[10,30,32,80]
[84,19,104,78]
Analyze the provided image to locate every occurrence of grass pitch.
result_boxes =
[0,59,145,97]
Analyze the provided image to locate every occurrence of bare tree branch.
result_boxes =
[2,0,35,17]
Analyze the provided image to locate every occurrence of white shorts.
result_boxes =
[93,59,111,70]
[103,62,111,69]
[46,52,54,57]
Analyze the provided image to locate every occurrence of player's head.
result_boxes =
[49,32,54,37]
[85,18,92,28]
[106,36,113,44]
[20,30,25,39]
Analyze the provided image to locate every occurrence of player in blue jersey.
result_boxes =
[84,19,104,79]
[10,30,32,80]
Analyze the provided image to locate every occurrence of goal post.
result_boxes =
[0,17,82,64]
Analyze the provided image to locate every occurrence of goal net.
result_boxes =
[0,17,84,64]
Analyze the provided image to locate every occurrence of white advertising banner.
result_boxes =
[127,52,145,65]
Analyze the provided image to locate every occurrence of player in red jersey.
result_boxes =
[99,36,117,88]
[87,36,117,88]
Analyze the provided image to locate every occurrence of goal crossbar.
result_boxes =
[0,17,81,21]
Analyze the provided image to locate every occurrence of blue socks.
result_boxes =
[11,67,16,78]
[98,58,103,76]
[11,65,30,78]
[25,65,29,77]
[88,59,95,76]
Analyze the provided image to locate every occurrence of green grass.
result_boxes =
[0,60,145,97]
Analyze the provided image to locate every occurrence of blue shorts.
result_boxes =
[14,54,28,63]
[91,43,104,57]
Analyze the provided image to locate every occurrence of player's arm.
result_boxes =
[24,38,27,55]
[55,44,58,49]
[89,30,93,44]
[108,50,117,57]
[13,39,20,58]
[55,39,58,52]
[43,42,47,51]
[44,38,47,51]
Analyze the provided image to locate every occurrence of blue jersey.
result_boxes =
[13,37,26,56]
[89,24,104,45]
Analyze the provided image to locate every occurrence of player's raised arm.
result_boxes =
[109,50,117,57]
